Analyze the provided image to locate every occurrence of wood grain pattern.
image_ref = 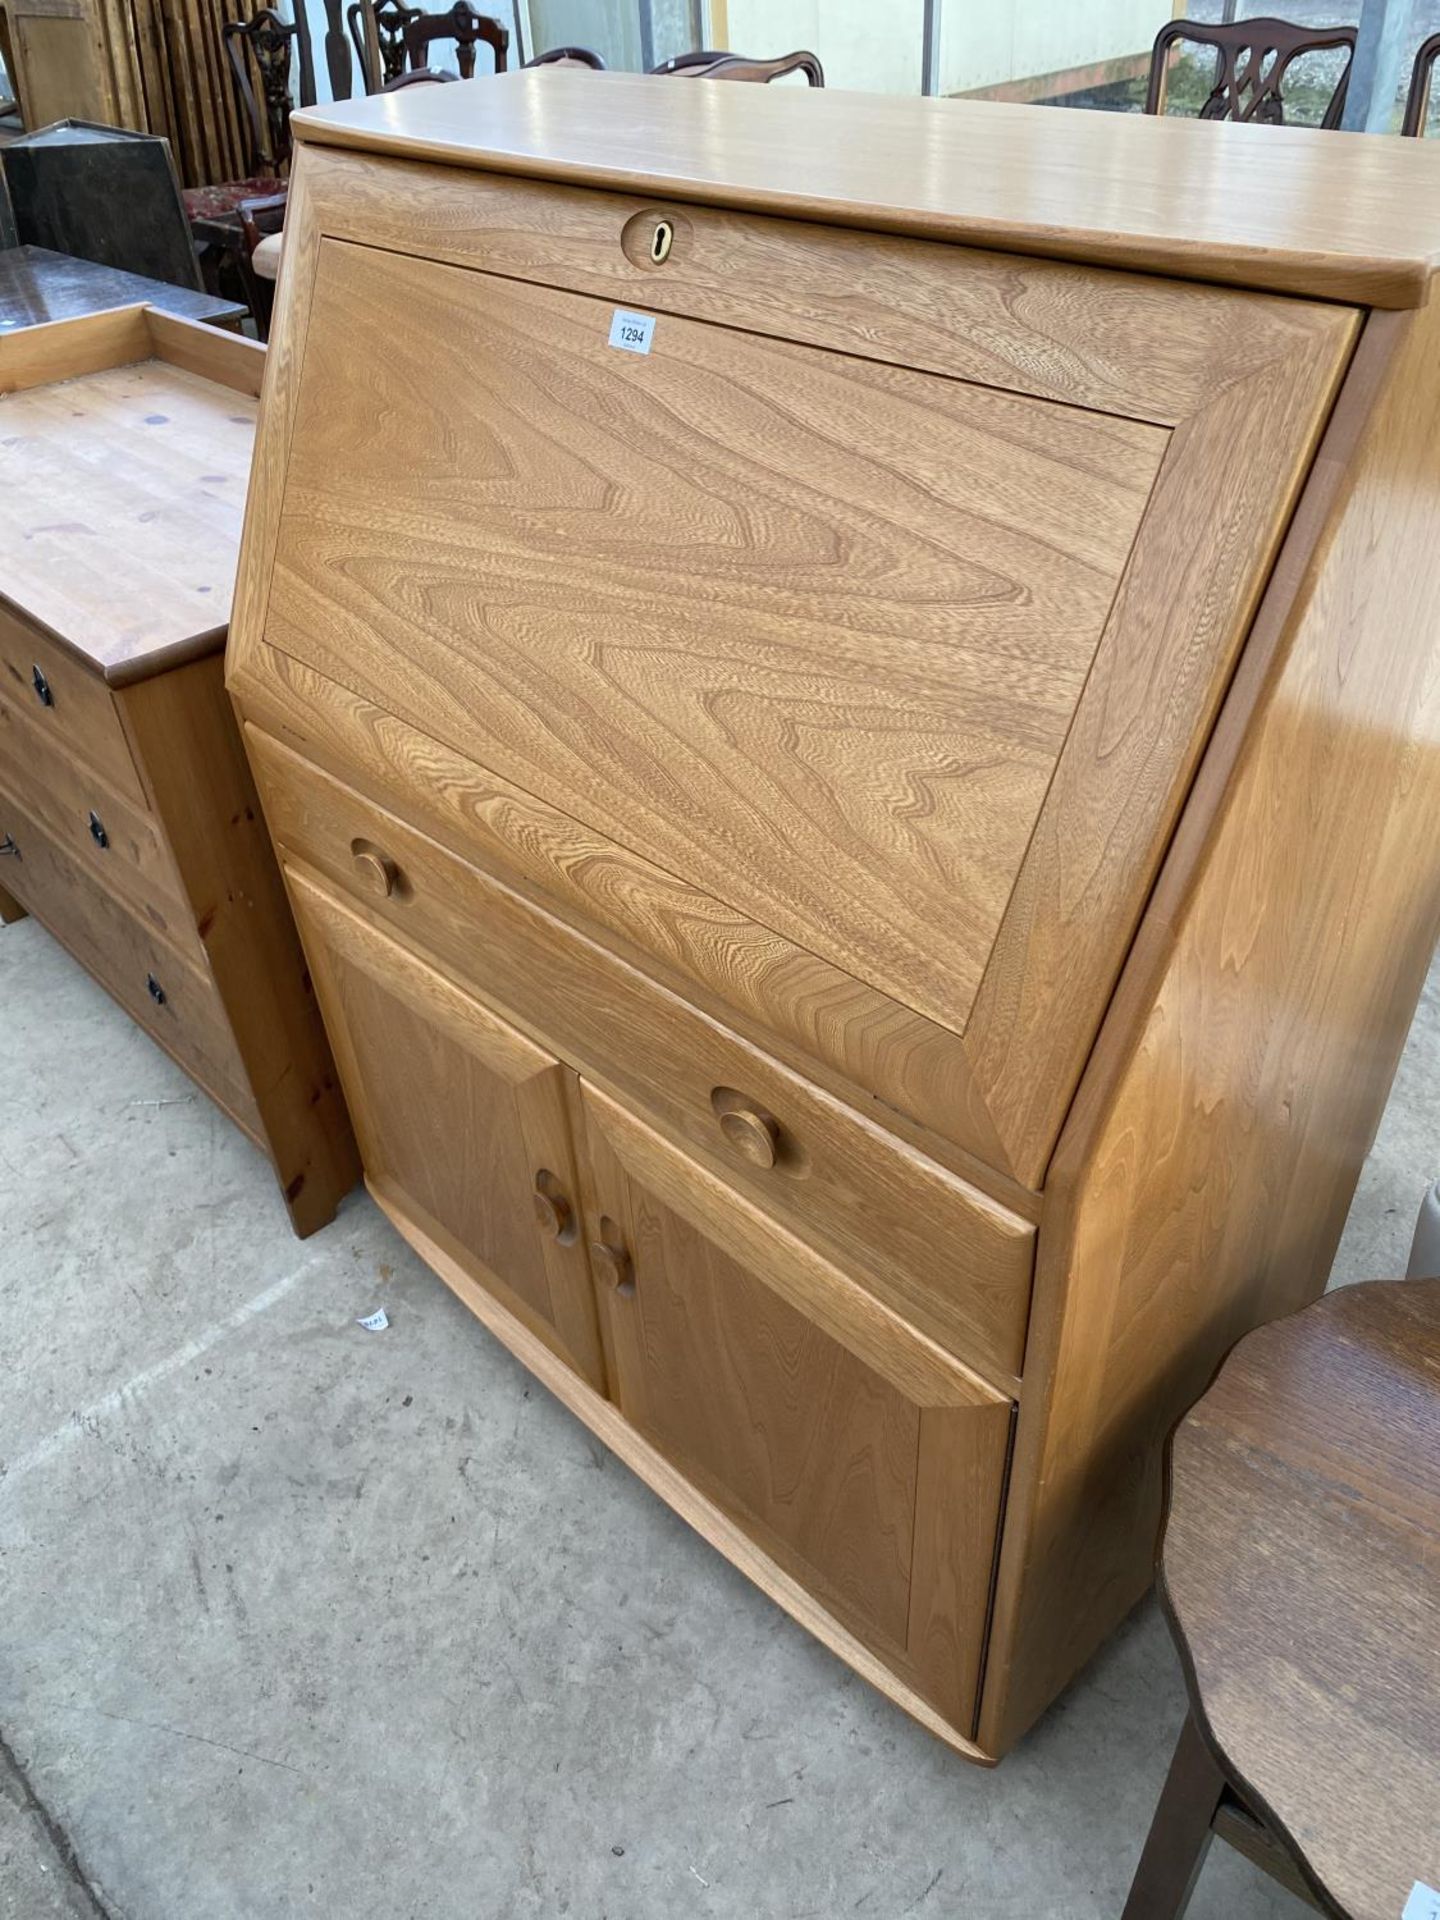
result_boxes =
[0,303,154,395]
[1164,1281,1440,1920]
[292,143,1341,427]
[0,606,147,805]
[235,641,1015,1181]
[0,687,196,955]
[227,104,1440,1756]
[978,303,1440,1755]
[0,356,253,681]
[240,176,1354,1186]
[0,308,356,1238]
[367,1181,996,1761]
[287,868,604,1386]
[120,657,358,1240]
[289,70,1440,307]
[267,238,1165,1044]
[968,302,1354,1184]
[251,729,1034,1386]
[581,1083,1012,1734]
[0,782,261,1132]
[142,310,267,400]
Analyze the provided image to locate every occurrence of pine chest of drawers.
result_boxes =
[0,304,357,1235]
[228,74,1440,1757]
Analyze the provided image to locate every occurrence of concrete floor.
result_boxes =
[2,919,1436,1920]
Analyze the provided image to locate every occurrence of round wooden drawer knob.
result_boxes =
[352,847,398,898]
[718,1104,779,1169]
[533,1187,573,1240]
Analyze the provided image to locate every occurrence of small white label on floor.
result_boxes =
[357,1308,389,1332]
[608,309,656,355]
[1403,1884,1440,1920]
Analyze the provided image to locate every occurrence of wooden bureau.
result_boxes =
[227,74,1440,1757]
[0,304,358,1235]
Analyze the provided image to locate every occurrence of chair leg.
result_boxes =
[1122,1711,1228,1920]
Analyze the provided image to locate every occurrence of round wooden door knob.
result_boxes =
[718,1104,779,1169]
[590,1240,634,1292]
[533,1187,573,1239]
[352,847,399,898]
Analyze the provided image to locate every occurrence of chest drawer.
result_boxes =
[0,690,198,958]
[0,608,147,808]
[249,724,1035,1387]
[0,785,258,1132]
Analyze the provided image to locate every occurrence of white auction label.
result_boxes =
[1403,1883,1440,1920]
[608,309,656,355]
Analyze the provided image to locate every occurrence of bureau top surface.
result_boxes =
[0,356,255,680]
[293,69,1440,308]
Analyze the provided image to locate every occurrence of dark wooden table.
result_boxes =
[1125,1278,1440,1920]
[0,246,244,334]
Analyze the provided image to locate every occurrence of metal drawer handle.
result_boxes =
[88,811,109,850]
[31,665,53,708]
[0,834,19,858]
[146,973,167,1006]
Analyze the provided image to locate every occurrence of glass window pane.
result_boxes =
[723,0,924,94]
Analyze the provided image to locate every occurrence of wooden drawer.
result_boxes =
[0,689,199,959]
[0,606,147,807]
[0,786,259,1133]
[250,724,1035,1387]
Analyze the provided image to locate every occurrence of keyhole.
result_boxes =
[649,219,673,265]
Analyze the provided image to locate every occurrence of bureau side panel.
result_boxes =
[979,304,1440,1753]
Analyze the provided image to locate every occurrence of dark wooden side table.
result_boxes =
[1124,1279,1440,1920]
[0,246,245,333]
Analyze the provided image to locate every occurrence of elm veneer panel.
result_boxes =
[228,77,1440,1752]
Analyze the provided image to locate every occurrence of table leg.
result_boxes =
[1122,1712,1228,1920]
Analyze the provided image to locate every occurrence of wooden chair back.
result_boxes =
[401,2,508,80]
[347,0,420,93]
[525,45,606,69]
[1144,16,1355,127]
[222,7,316,175]
[651,48,823,85]
[1402,31,1440,135]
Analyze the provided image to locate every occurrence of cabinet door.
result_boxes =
[580,1083,1012,1737]
[285,865,604,1388]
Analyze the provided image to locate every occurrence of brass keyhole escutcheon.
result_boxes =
[650,218,674,264]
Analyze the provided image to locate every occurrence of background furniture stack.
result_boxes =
[228,71,1440,1758]
[0,243,242,330]
[0,0,264,189]
[0,303,357,1235]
